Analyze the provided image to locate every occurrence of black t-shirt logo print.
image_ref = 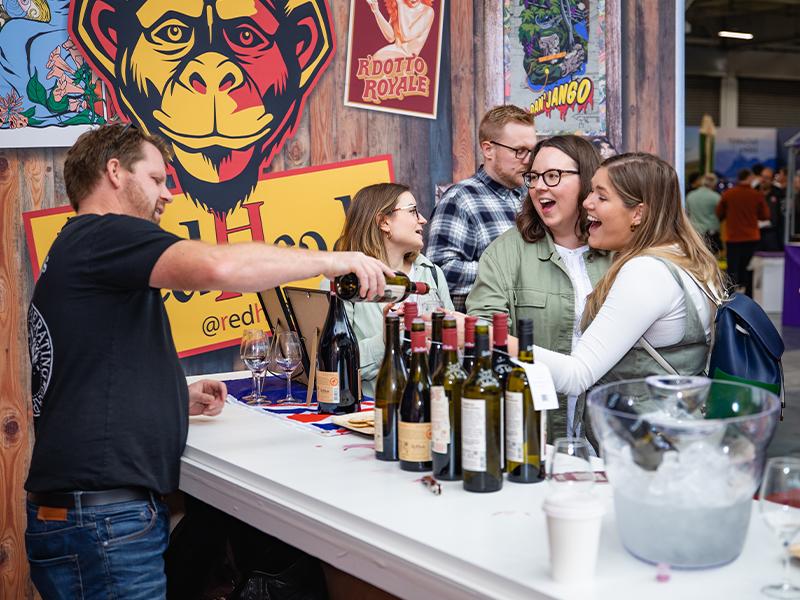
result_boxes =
[28,303,53,417]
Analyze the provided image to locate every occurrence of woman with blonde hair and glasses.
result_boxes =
[334,182,453,397]
[532,152,726,404]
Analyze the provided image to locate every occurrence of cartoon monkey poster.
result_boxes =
[69,0,335,215]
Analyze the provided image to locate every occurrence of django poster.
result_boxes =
[344,0,445,119]
[504,0,608,137]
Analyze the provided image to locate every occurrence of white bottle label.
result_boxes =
[383,284,407,303]
[374,407,384,452]
[505,391,524,463]
[511,360,559,411]
[461,397,486,472]
[431,386,450,454]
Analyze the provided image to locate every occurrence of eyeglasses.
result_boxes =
[490,140,534,160]
[391,204,419,219]
[523,169,580,188]
[112,121,138,148]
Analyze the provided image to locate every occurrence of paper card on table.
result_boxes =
[511,360,559,411]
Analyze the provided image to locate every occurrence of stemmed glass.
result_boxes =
[759,457,800,598]
[240,328,269,405]
[547,437,595,496]
[269,331,303,403]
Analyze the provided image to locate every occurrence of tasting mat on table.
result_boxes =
[223,377,373,436]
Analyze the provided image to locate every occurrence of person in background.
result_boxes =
[716,168,770,297]
[466,135,612,440]
[25,123,391,599]
[751,163,774,194]
[427,105,537,311]
[685,172,722,255]
[759,167,786,251]
[687,170,702,192]
[335,182,453,397]
[531,154,725,442]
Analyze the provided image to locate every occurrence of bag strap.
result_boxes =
[638,336,680,376]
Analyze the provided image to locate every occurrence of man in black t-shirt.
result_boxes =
[26,124,392,599]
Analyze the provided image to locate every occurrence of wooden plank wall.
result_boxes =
[0,1,677,597]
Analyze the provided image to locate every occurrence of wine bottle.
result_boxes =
[401,301,418,365]
[462,321,503,493]
[462,315,478,373]
[505,318,545,483]
[399,319,432,472]
[317,282,361,415]
[334,271,430,303]
[606,392,677,471]
[374,314,406,461]
[431,317,467,480]
[428,310,445,374]
[492,312,513,473]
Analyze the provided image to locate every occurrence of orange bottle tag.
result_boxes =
[37,506,68,521]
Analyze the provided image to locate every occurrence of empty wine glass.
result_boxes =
[240,328,269,405]
[547,437,595,496]
[269,331,303,403]
[759,457,800,598]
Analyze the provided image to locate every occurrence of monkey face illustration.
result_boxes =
[69,0,334,214]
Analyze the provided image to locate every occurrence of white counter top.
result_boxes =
[182,372,782,599]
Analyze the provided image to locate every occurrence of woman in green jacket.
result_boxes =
[466,135,612,440]
[335,183,453,397]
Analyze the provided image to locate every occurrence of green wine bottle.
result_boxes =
[505,318,545,483]
[431,316,467,480]
[374,314,406,461]
[462,321,503,493]
[399,319,432,471]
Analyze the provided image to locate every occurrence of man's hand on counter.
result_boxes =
[188,379,227,416]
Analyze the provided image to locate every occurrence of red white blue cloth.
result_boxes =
[224,376,373,436]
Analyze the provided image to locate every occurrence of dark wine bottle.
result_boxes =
[505,318,545,483]
[374,314,406,461]
[399,319,432,472]
[316,282,361,415]
[428,310,445,374]
[492,312,513,473]
[401,301,418,366]
[431,317,467,480]
[462,321,503,493]
[606,392,677,471]
[334,271,430,303]
[462,315,478,373]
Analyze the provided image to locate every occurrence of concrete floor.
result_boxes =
[766,322,800,458]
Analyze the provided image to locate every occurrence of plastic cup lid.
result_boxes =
[543,492,605,520]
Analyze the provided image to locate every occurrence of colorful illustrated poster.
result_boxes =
[0,1,110,148]
[344,0,445,119]
[24,156,394,357]
[504,0,607,137]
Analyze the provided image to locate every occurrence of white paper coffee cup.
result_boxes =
[542,492,605,583]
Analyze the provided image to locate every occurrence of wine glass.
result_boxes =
[759,457,800,598]
[269,331,303,403]
[240,328,269,405]
[547,437,595,496]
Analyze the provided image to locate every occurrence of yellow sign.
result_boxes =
[23,156,394,356]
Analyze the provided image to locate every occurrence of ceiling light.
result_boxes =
[718,30,753,40]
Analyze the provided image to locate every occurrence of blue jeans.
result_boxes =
[26,493,169,600]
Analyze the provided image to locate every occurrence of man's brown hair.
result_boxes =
[478,105,536,143]
[64,123,172,210]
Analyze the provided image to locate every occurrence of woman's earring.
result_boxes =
[630,222,638,232]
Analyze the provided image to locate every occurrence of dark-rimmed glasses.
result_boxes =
[489,140,534,160]
[390,204,419,219]
[523,169,580,188]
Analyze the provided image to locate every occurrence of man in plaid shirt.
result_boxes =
[427,105,537,311]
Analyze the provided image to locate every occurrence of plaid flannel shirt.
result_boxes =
[427,166,525,298]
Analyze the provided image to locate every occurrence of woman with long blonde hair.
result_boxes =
[532,152,725,396]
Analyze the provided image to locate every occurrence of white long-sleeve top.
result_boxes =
[534,256,714,396]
